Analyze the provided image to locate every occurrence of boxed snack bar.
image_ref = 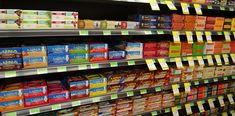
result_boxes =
[181,42,192,56]
[47,45,69,55]
[0,19,21,29]
[22,46,47,58]
[0,47,22,59]
[103,71,124,85]
[192,42,204,56]
[222,42,230,53]
[172,14,184,23]
[98,102,116,116]
[23,80,47,98]
[69,54,89,64]
[126,51,143,59]
[214,17,224,31]
[157,22,172,29]
[108,50,125,60]
[0,58,22,70]
[70,89,89,99]
[122,82,136,92]
[107,84,123,93]
[86,74,107,88]
[126,21,139,29]
[23,56,48,68]
[89,52,108,62]
[169,42,181,57]
[158,15,172,23]
[129,15,158,22]
[144,42,157,51]
[0,99,24,112]
[24,95,48,107]
[125,42,143,51]
[203,42,215,54]
[69,44,89,54]
[47,81,70,103]
[51,21,78,29]
[143,50,157,58]
[51,11,78,21]
[0,83,23,102]
[139,22,157,29]
[89,86,107,96]
[67,76,89,91]
[21,20,51,29]
[0,9,21,19]
[22,10,50,20]
[89,43,108,53]
[48,54,69,66]
[202,67,215,79]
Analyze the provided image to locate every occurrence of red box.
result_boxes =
[172,23,184,30]
[172,14,185,23]
[47,82,70,103]
[184,23,195,30]
[206,17,216,24]
[67,76,89,91]
[23,80,47,98]
[184,15,196,23]
[205,24,214,30]
[144,50,157,58]
[144,42,157,51]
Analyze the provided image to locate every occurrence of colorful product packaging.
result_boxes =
[48,55,69,66]
[70,89,89,99]
[47,45,69,55]
[69,44,89,54]
[21,20,51,29]
[47,81,70,103]
[69,54,89,64]
[169,42,181,57]
[51,11,78,21]
[192,42,204,56]
[51,20,78,29]
[108,50,126,60]
[0,9,22,19]
[0,99,24,112]
[89,52,108,62]
[0,58,23,70]
[67,76,89,91]
[22,46,47,58]
[126,51,143,59]
[24,95,48,107]
[0,83,24,102]
[86,74,107,88]
[181,42,193,56]
[89,86,107,96]
[23,80,47,98]
[0,19,21,29]
[89,43,108,53]
[23,56,48,68]
[0,47,22,59]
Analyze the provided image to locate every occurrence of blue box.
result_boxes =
[0,47,22,59]
[89,43,108,53]
[108,51,125,60]
[0,58,23,70]
[47,45,69,55]
[22,46,47,57]
[69,44,89,54]
[48,54,69,66]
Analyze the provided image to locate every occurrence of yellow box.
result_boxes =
[89,86,107,96]
[231,18,235,31]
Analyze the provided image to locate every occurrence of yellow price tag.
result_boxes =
[172,31,180,43]
[208,98,215,109]
[186,31,193,43]
[222,54,229,65]
[196,31,203,42]
[206,55,214,66]
[185,103,192,115]
[197,56,205,66]
[165,1,177,10]
[222,112,228,116]
[172,84,180,96]
[227,94,234,104]
[181,2,189,14]
[233,32,235,38]
[194,4,202,15]
[218,96,225,107]
[215,55,222,66]
[205,31,212,43]
[145,59,157,71]
[171,106,179,116]
[149,0,160,11]
[187,57,194,67]
[158,58,169,70]
[184,82,191,93]
[230,54,235,63]
[197,101,205,112]
[175,57,183,68]
[224,31,231,42]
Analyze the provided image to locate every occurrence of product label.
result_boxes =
[47,45,69,55]
[0,99,23,107]
[48,92,69,99]
[25,96,47,103]
[23,87,46,95]
[71,89,88,96]
[69,44,88,54]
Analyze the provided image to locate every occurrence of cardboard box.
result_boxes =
[0,9,21,19]
[47,45,69,55]
[48,54,69,66]
[22,46,47,58]
[86,74,107,88]
[51,21,78,29]
[0,19,21,29]
[0,58,23,70]
[0,83,23,102]
[89,52,108,62]
[23,80,47,98]
[22,10,50,20]
[192,43,204,56]
[126,51,143,59]
[69,44,89,54]
[89,86,107,96]
[0,47,22,59]
[51,11,78,21]
[24,95,48,107]
[23,56,48,68]
[69,54,89,64]
[169,43,181,57]
[0,99,24,112]
[21,20,51,29]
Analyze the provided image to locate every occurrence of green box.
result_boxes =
[192,43,204,56]
[169,42,181,57]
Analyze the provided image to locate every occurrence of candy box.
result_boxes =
[157,22,172,29]
[108,50,125,60]
[125,42,143,51]
[89,86,107,96]
[103,71,124,85]
[157,15,172,23]
[123,71,137,83]
[47,45,69,55]
[69,44,89,54]
[22,10,51,20]
[22,46,47,58]
[144,42,157,51]
[70,89,89,99]
[0,47,22,59]
[67,76,89,91]
[202,67,215,79]
[136,71,154,81]
[23,80,47,98]
[192,42,204,56]
[135,80,152,89]
[106,21,119,29]
[129,15,158,22]
[126,51,143,59]
[143,50,157,58]
[89,52,108,62]
[169,43,181,57]
[154,71,168,79]
[0,9,21,19]
[69,54,89,64]
[203,42,215,54]
[184,23,195,30]
[126,21,139,29]
[184,15,196,23]
[139,22,157,29]
[47,82,70,103]
[24,95,48,107]
[86,74,107,88]
[0,19,21,29]
[89,43,108,53]
[51,20,78,29]
[51,11,78,21]
[0,58,22,70]
[107,84,123,93]
[21,19,51,29]
[23,56,48,68]
[0,99,24,112]
[122,82,136,92]
[0,83,23,102]
[172,23,184,30]
[48,54,69,66]
[78,20,93,29]
[172,14,184,23]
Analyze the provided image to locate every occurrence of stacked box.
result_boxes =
[22,46,48,68]
[214,67,225,77]
[69,44,89,64]
[206,17,216,30]
[0,47,23,70]
[202,67,215,79]
[0,83,24,112]
[232,18,235,31]
[115,98,133,116]
[23,80,48,107]
[130,15,158,29]
[222,42,230,53]
[172,14,184,30]
[47,81,70,103]
[47,45,69,66]
[51,11,78,29]
[21,10,51,29]
[143,42,157,58]
[162,92,175,108]
[195,16,206,30]
[192,42,204,56]
[145,94,162,111]
[108,48,126,60]
[89,43,108,62]
[0,9,22,29]
[169,42,181,57]
[169,67,182,84]
[67,76,89,99]
[230,41,235,53]
[123,42,143,59]
[182,66,194,82]
[193,65,204,80]
[197,86,207,99]
[157,15,172,29]
[156,41,169,57]
[214,17,224,31]
[104,71,124,93]
[213,41,223,54]
[184,15,196,30]
[223,65,232,76]
[77,104,98,116]
[132,96,147,115]
[98,102,116,116]
[203,42,215,54]
[86,74,107,96]
[181,42,192,56]
[223,18,232,30]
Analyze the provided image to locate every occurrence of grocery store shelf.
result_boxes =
[1,75,235,116]
[0,29,234,38]
[0,54,232,79]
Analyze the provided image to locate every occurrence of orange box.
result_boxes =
[184,15,196,23]
[231,18,235,31]
[0,99,24,112]
[214,48,222,54]
[214,41,223,48]
[214,25,223,31]
[172,14,185,23]
[0,83,24,102]
[172,23,184,30]
[184,23,195,30]
[215,17,224,25]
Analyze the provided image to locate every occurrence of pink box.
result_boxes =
[23,80,47,98]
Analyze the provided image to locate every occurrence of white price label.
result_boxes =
[207,55,214,66]
[223,54,229,65]
[197,101,205,112]
[224,31,231,42]
[165,1,177,10]
[184,82,191,93]
[218,96,225,107]
[175,57,183,68]
[185,103,192,115]
[186,31,193,43]
[172,31,180,43]
[228,94,234,104]
[181,2,189,14]
[196,31,203,42]
[208,98,215,109]
[194,4,202,15]
[172,84,180,96]
[171,106,179,116]
[187,57,195,67]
